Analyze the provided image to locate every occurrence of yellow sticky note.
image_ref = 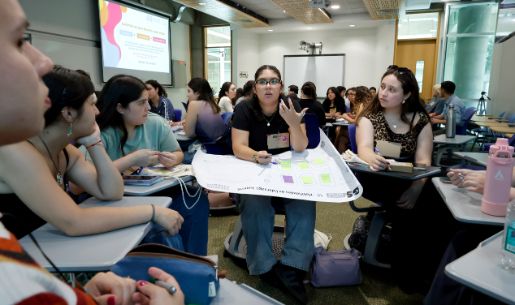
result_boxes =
[297,161,309,170]
[301,176,314,184]
[313,158,325,165]
[320,173,331,184]
[280,160,291,170]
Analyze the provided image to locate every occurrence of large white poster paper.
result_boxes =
[192,130,362,203]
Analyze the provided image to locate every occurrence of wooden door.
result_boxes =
[394,39,438,101]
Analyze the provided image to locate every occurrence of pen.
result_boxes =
[155,280,177,295]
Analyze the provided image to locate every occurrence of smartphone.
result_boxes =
[123,175,163,186]
[440,176,452,184]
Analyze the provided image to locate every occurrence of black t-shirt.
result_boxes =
[232,97,303,155]
[299,98,326,127]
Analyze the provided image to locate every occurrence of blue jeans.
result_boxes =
[239,194,316,275]
[147,184,209,255]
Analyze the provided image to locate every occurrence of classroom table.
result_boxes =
[431,177,505,225]
[445,232,515,305]
[452,151,488,167]
[124,175,194,196]
[490,125,515,136]
[347,162,441,180]
[472,121,508,128]
[20,196,172,272]
[433,134,476,166]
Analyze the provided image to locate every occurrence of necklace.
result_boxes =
[38,136,64,186]
[263,112,276,127]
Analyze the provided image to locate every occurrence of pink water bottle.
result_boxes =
[481,138,514,216]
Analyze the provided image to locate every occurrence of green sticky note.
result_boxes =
[297,161,309,170]
[301,176,314,184]
[313,158,325,165]
[280,160,291,170]
[320,173,331,184]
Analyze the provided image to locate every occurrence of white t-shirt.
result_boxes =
[218,96,234,113]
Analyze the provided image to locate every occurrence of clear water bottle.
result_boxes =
[501,201,515,270]
[446,104,456,138]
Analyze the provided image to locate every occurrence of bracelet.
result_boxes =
[150,204,156,223]
[86,139,102,149]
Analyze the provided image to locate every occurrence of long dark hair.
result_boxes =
[96,74,146,154]
[43,65,95,127]
[188,77,220,113]
[322,86,345,112]
[358,66,429,127]
[145,79,167,97]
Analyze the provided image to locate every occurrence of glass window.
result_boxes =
[205,26,231,94]
[398,12,439,40]
[497,7,515,37]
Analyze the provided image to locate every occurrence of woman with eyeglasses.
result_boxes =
[231,65,313,304]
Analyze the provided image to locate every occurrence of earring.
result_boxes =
[402,99,406,104]
[66,122,73,137]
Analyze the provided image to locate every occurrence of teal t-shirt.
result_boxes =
[101,113,180,160]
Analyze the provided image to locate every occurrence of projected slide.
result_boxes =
[99,1,170,73]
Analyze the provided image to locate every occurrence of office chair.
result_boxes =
[346,124,391,268]
[203,112,233,155]
[456,107,476,135]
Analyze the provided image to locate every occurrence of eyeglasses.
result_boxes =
[256,78,281,86]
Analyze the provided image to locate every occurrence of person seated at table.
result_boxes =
[183,77,227,145]
[355,65,435,292]
[430,81,465,132]
[0,66,183,241]
[322,86,345,122]
[424,167,515,305]
[235,80,255,107]
[96,74,209,255]
[335,86,372,153]
[425,84,445,114]
[145,79,177,122]
[0,2,186,305]
[232,65,313,304]
[299,81,326,127]
[217,81,236,113]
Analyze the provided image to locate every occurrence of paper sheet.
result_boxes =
[192,130,362,203]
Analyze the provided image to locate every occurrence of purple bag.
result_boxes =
[310,247,362,287]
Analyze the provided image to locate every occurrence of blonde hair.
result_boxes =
[432,84,441,97]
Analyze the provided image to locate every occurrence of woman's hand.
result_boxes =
[76,123,102,147]
[447,169,486,194]
[367,154,390,171]
[254,150,272,165]
[155,206,184,235]
[132,267,185,305]
[130,149,160,167]
[84,271,136,305]
[158,152,180,168]
[279,98,307,127]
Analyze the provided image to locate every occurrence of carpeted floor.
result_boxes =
[207,199,424,305]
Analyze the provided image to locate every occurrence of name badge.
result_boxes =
[267,133,290,149]
[376,140,401,158]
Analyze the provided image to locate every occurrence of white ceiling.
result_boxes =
[231,0,388,33]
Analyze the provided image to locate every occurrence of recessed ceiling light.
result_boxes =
[283,10,287,14]
[307,27,312,30]
[349,24,356,27]
[330,4,340,9]
[198,2,206,5]
[267,29,274,32]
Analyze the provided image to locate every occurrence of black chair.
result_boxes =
[346,124,391,268]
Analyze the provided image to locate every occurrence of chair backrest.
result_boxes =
[509,134,515,147]
[348,124,358,153]
[506,113,515,123]
[456,107,476,135]
[304,113,321,149]
[203,112,234,155]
